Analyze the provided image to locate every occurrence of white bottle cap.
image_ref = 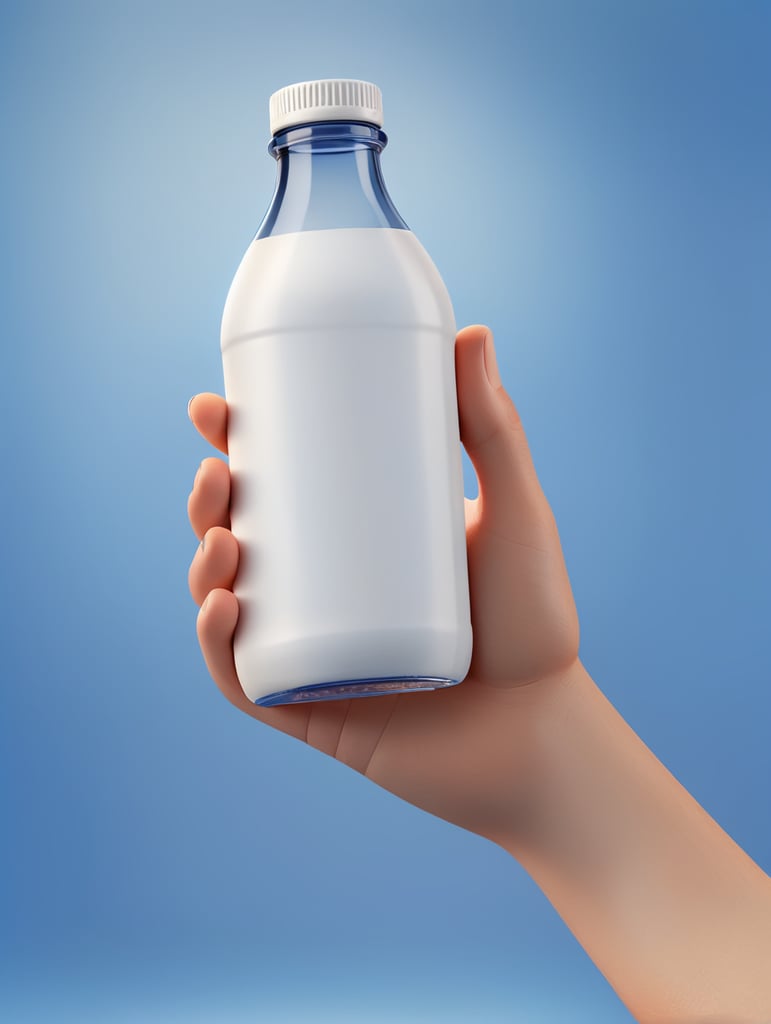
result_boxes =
[269,79,383,136]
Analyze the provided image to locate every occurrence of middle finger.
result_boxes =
[188,456,231,539]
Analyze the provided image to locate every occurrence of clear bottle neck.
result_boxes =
[255,121,409,240]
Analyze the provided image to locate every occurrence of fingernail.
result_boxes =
[187,396,195,421]
[483,331,502,389]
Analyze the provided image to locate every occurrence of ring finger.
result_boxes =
[188,526,240,607]
[188,457,231,539]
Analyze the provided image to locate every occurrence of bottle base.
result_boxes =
[254,675,461,708]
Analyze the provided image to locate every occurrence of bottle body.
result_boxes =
[221,225,472,706]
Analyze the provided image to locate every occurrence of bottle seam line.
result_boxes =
[221,323,451,352]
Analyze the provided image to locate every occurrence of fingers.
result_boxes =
[189,393,228,454]
[188,457,231,539]
[188,526,239,607]
[196,588,312,740]
[196,588,253,711]
[188,394,311,740]
[455,325,548,531]
[464,495,481,533]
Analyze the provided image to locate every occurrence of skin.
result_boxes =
[187,324,771,1022]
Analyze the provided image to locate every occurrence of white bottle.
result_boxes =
[220,79,472,707]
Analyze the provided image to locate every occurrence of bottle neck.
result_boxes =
[255,121,409,240]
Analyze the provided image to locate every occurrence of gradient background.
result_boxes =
[2,2,770,1021]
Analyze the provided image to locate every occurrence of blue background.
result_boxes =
[2,2,770,1021]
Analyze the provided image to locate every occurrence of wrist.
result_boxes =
[490,659,771,1020]
[473,657,591,850]
[460,657,590,850]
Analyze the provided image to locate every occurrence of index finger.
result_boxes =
[188,393,228,454]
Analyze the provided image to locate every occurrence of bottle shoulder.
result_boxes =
[221,228,455,346]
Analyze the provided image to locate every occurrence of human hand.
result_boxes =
[189,326,771,1020]
[187,325,580,843]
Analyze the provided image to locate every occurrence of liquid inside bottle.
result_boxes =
[220,79,472,707]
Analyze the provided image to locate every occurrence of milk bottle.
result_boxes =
[220,79,472,706]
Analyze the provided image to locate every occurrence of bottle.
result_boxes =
[220,78,472,707]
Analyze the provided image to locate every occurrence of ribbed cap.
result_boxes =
[269,79,383,136]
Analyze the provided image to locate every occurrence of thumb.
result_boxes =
[455,325,546,529]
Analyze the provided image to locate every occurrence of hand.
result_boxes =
[187,325,579,843]
[189,324,771,1019]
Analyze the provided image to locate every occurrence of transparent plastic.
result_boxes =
[256,121,408,238]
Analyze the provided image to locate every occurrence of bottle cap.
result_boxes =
[269,79,383,136]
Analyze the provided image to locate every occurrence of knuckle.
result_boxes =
[202,455,226,475]
[206,524,231,547]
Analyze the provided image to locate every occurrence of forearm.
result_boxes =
[498,660,771,1023]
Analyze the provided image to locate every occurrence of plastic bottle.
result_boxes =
[220,78,472,707]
